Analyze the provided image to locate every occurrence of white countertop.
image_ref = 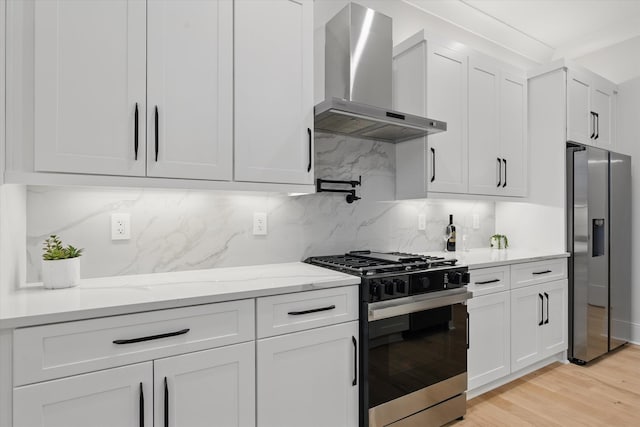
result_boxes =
[421,248,570,268]
[0,262,360,329]
[418,248,570,269]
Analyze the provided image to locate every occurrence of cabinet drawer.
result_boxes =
[257,286,359,338]
[468,266,510,296]
[14,299,254,386]
[511,259,567,289]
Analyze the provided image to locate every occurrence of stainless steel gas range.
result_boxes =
[305,251,472,427]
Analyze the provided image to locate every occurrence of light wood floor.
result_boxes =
[457,344,640,426]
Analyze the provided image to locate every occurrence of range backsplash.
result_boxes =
[26,133,494,281]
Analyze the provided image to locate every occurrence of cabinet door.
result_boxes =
[146,0,232,181]
[234,0,314,184]
[33,0,146,176]
[567,69,592,145]
[257,321,359,427]
[511,285,544,372]
[468,57,500,195]
[500,73,527,197]
[591,85,614,149]
[426,45,468,194]
[154,342,255,427]
[541,280,568,357]
[14,362,152,427]
[467,292,510,390]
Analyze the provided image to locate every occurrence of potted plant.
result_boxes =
[490,234,509,250]
[41,235,83,289]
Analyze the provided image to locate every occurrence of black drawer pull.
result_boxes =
[475,278,500,285]
[532,270,552,275]
[113,328,190,345]
[288,305,336,316]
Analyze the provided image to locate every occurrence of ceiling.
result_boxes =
[403,0,640,83]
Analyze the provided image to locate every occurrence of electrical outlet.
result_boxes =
[472,213,480,230]
[111,213,131,240]
[418,214,426,231]
[253,212,268,235]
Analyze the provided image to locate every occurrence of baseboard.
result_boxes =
[467,352,566,400]
[628,320,640,345]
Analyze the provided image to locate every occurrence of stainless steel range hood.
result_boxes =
[315,3,446,143]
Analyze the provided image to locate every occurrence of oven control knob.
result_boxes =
[394,279,406,294]
[447,271,464,285]
[383,280,394,295]
[370,283,382,301]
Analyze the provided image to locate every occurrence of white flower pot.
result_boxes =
[42,257,81,289]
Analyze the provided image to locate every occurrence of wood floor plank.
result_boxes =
[456,344,640,426]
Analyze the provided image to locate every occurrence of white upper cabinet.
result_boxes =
[468,55,527,197]
[426,45,469,194]
[234,0,314,185]
[567,68,616,149]
[468,56,501,196]
[499,73,527,197]
[393,37,468,198]
[146,0,232,181]
[33,0,147,176]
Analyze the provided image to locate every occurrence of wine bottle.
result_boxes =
[446,214,456,252]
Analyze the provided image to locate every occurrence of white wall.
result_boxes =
[616,76,640,343]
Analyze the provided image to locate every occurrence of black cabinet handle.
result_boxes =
[307,128,312,173]
[590,112,595,139]
[430,147,436,182]
[594,112,599,140]
[352,336,357,386]
[497,157,502,187]
[139,382,144,427]
[164,377,169,427]
[288,305,335,316]
[113,328,190,345]
[155,106,159,162]
[532,270,552,275]
[538,293,544,326]
[466,311,470,350]
[544,292,550,324]
[134,103,139,161]
[475,278,500,285]
[502,158,507,188]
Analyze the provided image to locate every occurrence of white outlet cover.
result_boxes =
[472,213,480,230]
[418,214,426,231]
[253,212,268,236]
[111,213,131,240]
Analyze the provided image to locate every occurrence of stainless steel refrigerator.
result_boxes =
[567,143,631,365]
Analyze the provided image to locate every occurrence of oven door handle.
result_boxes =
[368,290,472,321]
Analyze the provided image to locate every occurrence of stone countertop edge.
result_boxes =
[419,249,571,269]
[0,262,360,329]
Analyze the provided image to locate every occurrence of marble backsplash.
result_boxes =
[26,133,495,281]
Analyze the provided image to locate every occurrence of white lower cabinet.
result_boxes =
[467,291,510,390]
[467,260,567,394]
[14,362,153,427]
[154,343,255,427]
[257,321,359,427]
[511,280,567,372]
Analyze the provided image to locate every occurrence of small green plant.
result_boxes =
[42,235,83,260]
[490,234,509,249]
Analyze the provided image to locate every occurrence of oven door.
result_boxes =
[365,289,470,427]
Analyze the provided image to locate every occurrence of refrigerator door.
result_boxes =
[569,146,609,363]
[609,152,631,350]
